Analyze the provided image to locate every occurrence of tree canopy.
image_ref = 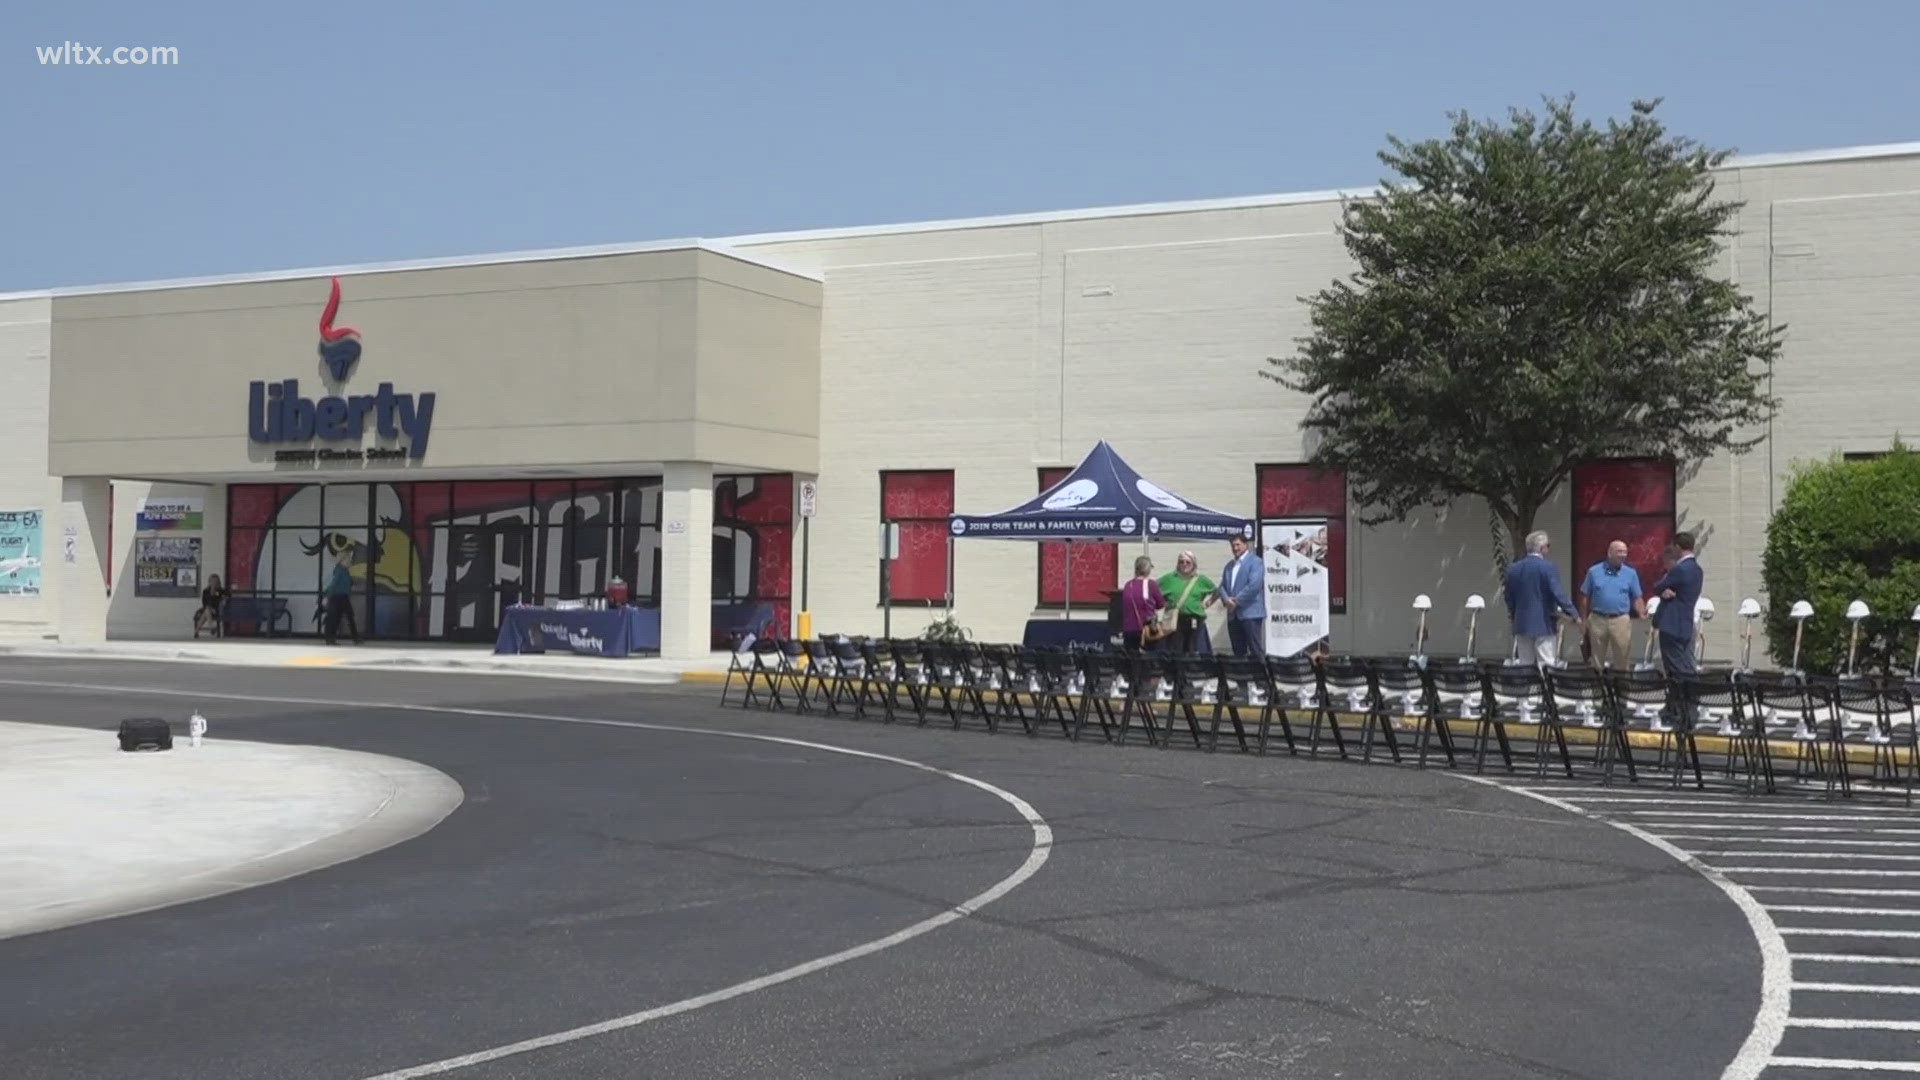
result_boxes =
[1270,97,1781,564]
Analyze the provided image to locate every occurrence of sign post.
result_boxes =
[797,480,816,639]
[881,522,900,639]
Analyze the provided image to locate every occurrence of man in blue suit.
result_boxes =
[1650,532,1704,675]
[1505,530,1579,665]
[1219,535,1267,656]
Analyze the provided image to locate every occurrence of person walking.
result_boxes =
[1579,540,1645,669]
[1157,551,1216,653]
[323,553,361,645]
[1219,536,1266,657]
[1505,530,1579,666]
[1119,555,1164,651]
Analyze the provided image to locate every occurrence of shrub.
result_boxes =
[1761,445,1920,673]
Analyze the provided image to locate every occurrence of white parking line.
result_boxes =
[1647,824,1920,833]
[1794,953,1920,966]
[1780,927,1920,939]
[1758,888,1920,897]
[1694,853,1920,861]
[1769,1056,1920,1072]
[1790,1018,1920,1031]
[1624,812,1916,821]
[1658,838,1920,847]
[1793,982,1920,995]
[1768,906,1920,917]
[1720,868,1920,876]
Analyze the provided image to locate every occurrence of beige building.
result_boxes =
[1,140,1915,658]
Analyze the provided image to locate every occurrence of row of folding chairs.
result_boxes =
[719,638,1918,800]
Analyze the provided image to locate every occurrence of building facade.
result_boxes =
[2,142,1916,658]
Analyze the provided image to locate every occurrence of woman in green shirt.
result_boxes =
[1156,550,1217,653]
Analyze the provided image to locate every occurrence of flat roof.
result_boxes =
[6,138,1916,303]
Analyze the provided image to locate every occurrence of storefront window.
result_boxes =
[880,470,953,605]
[1256,465,1349,614]
[1571,460,1675,594]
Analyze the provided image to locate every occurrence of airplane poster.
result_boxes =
[0,509,43,596]
[1260,518,1330,657]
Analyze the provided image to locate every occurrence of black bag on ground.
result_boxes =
[118,718,173,752]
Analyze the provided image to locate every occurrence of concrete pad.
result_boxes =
[0,721,462,940]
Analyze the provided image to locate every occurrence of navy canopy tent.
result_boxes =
[948,441,1253,616]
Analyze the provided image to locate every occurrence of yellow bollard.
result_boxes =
[798,611,813,642]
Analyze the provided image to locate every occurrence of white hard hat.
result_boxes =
[1695,597,1716,620]
[1846,599,1871,620]
[1789,600,1815,619]
[1464,594,1486,610]
[1737,597,1762,617]
[1645,596,1661,616]
[1412,594,1433,611]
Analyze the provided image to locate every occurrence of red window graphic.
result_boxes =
[1571,460,1675,601]
[1038,467,1118,607]
[880,470,953,605]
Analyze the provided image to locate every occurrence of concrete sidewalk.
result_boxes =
[0,721,463,940]
[0,638,734,685]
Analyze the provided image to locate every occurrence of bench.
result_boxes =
[221,596,293,637]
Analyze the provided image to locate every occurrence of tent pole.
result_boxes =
[1065,540,1074,621]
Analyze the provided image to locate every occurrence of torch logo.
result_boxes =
[318,276,361,382]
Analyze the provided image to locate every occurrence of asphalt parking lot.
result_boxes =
[0,657,1763,1079]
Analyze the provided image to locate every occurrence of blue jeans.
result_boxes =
[1227,617,1263,657]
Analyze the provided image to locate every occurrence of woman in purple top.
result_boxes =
[1120,555,1165,651]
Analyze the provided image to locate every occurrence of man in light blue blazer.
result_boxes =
[1504,530,1579,666]
[1220,535,1267,656]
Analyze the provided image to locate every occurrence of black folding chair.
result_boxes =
[1544,664,1614,779]
[1371,658,1437,766]
[1828,678,1905,801]
[1344,657,1405,764]
[1313,658,1368,760]
[732,637,785,710]
[1078,651,1153,746]
[981,644,1027,731]
[887,639,934,724]
[1421,659,1485,770]
[1479,663,1556,774]
[856,639,900,722]
[1212,654,1279,754]
[1157,652,1216,751]
[1742,670,1822,787]
[1263,655,1319,756]
[802,639,844,715]
[1663,670,1744,789]
[1027,648,1081,739]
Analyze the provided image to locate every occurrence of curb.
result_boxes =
[0,645,704,688]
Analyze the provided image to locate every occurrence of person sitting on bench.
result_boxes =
[193,574,226,638]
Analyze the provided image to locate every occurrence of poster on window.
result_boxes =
[135,537,201,598]
[0,510,43,596]
[1261,518,1330,657]
[137,496,204,533]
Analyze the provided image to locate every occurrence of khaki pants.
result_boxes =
[1586,614,1633,669]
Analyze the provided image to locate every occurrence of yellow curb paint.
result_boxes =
[289,656,343,668]
[679,671,729,685]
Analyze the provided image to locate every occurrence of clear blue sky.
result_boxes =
[6,0,1916,292]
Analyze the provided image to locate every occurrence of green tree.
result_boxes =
[1269,98,1782,571]
[1762,448,1920,674]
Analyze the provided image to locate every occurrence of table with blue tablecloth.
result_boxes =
[495,606,661,656]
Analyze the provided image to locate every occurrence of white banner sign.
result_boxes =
[1261,518,1331,657]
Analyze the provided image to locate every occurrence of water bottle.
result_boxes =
[188,712,207,747]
